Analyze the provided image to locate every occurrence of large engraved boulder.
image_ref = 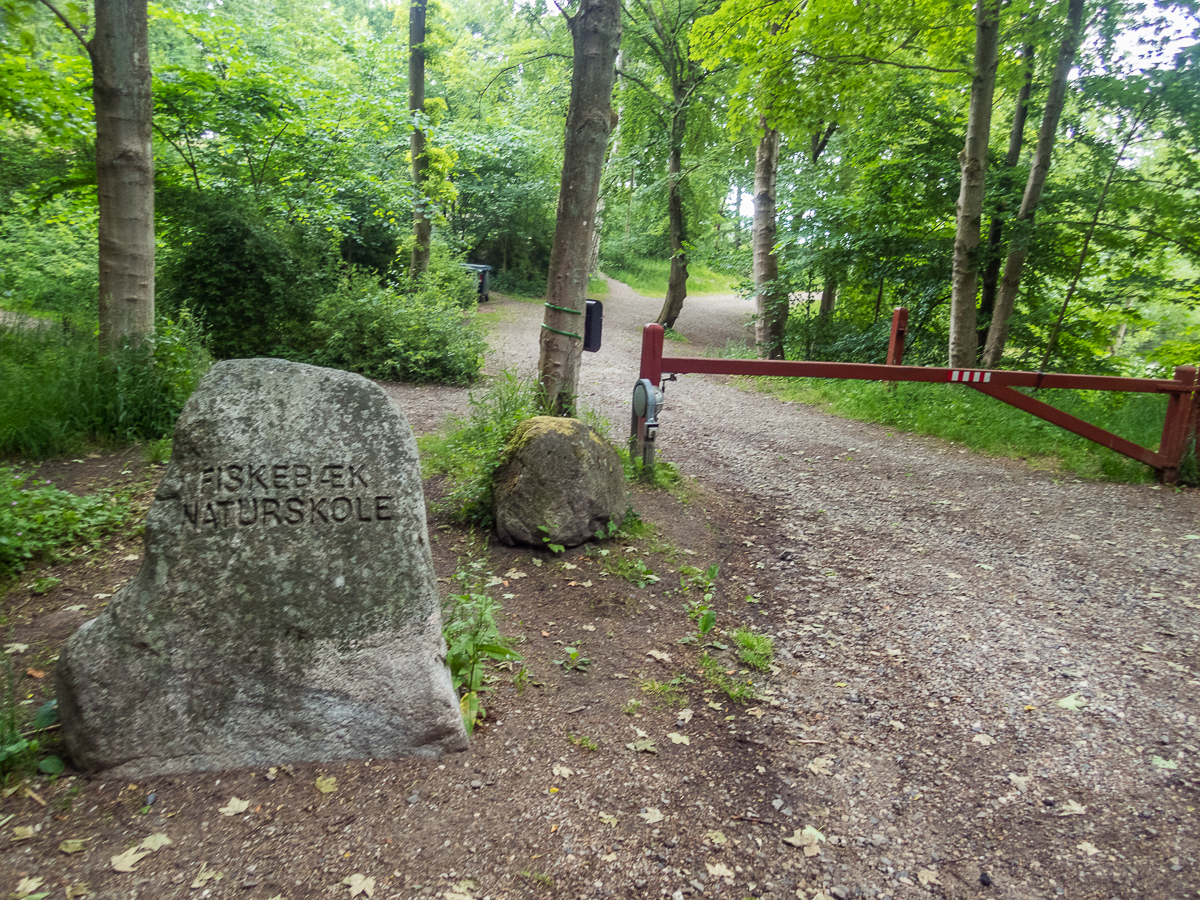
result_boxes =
[56,359,467,777]
[492,416,625,548]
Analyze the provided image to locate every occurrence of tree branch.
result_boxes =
[36,0,92,58]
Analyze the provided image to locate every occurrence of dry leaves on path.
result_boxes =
[343,873,376,897]
[1058,800,1087,816]
[638,808,665,824]
[316,775,338,793]
[218,796,249,816]
[783,825,826,856]
[808,757,833,776]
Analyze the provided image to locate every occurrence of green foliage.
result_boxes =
[679,563,719,639]
[618,446,681,488]
[0,313,210,458]
[754,377,1166,482]
[599,253,737,298]
[567,732,599,751]
[602,555,659,588]
[733,628,775,671]
[0,467,136,580]
[158,196,334,359]
[639,676,688,706]
[418,371,543,526]
[1,662,60,780]
[699,651,755,704]
[296,266,485,385]
[442,551,523,734]
[0,196,99,322]
[553,646,591,672]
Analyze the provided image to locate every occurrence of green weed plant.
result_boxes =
[733,628,775,671]
[0,468,137,581]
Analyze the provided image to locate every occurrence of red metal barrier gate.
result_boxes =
[631,308,1200,484]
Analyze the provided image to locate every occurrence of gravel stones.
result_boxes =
[56,359,466,776]
[492,416,625,548]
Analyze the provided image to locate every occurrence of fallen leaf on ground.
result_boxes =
[667,732,690,745]
[1150,755,1179,770]
[64,884,89,899]
[25,668,44,678]
[706,862,734,878]
[1008,774,1031,793]
[917,869,941,886]
[552,764,573,778]
[503,569,527,579]
[12,825,39,840]
[139,833,172,851]
[562,562,578,570]
[110,847,151,872]
[808,757,833,776]
[59,838,89,854]
[218,796,249,816]
[190,862,222,888]
[1057,693,1088,711]
[12,876,44,896]
[677,709,694,724]
[972,734,996,746]
[315,775,338,793]
[706,830,727,844]
[626,739,658,754]
[581,624,595,631]
[783,824,826,857]
[1078,841,1101,856]
[638,808,665,824]
[4,643,29,654]
[889,720,905,731]
[647,650,671,662]
[599,813,618,827]
[746,707,765,718]
[600,852,618,861]
[1058,800,1087,816]
[342,873,376,897]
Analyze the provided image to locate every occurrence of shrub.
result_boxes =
[418,371,542,526]
[0,195,99,323]
[0,467,136,579]
[297,273,486,385]
[0,311,211,458]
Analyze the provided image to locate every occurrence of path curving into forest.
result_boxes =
[384,276,1200,898]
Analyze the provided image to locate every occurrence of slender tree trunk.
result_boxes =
[818,276,837,318]
[656,115,689,328]
[949,0,1001,367]
[752,121,782,359]
[538,0,621,414]
[978,42,1034,355]
[409,0,431,276]
[92,0,154,352]
[734,184,742,250]
[982,0,1085,366]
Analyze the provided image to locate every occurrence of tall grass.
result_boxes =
[754,376,1170,481]
[0,314,210,458]
[601,256,737,297]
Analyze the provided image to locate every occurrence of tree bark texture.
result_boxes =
[948,0,1001,367]
[656,121,689,328]
[982,0,1085,367]
[978,42,1034,354]
[818,276,837,318]
[538,0,621,414]
[752,123,783,359]
[92,0,154,351]
[409,0,431,276]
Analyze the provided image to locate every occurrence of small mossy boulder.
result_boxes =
[492,416,625,548]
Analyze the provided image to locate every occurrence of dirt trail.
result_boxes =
[2,278,1198,900]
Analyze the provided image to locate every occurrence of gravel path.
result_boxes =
[387,278,1200,899]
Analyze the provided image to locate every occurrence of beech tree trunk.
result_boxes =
[977,42,1034,355]
[538,0,621,414]
[92,0,154,352]
[752,122,783,359]
[655,118,689,328]
[982,0,1085,367]
[948,0,1001,367]
[818,276,837,318]
[409,0,431,276]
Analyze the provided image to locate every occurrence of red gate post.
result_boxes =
[1159,365,1199,484]
[631,324,666,473]
[886,307,908,367]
